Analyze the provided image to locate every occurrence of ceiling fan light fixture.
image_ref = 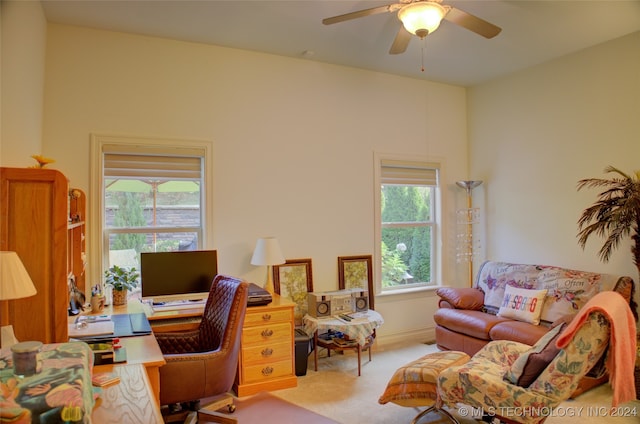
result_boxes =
[398,2,446,38]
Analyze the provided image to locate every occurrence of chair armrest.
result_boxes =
[529,311,610,395]
[155,330,201,354]
[436,287,484,310]
[159,348,230,404]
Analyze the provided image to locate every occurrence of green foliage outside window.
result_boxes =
[381,242,408,287]
[381,185,432,287]
[112,192,146,253]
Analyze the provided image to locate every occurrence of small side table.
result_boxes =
[303,310,384,376]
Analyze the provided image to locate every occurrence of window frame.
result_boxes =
[89,134,214,288]
[373,152,443,295]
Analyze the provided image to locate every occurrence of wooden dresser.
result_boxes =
[234,294,297,396]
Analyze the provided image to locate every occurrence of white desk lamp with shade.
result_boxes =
[250,237,285,294]
[0,251,38,348]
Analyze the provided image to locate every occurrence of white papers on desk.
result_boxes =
[334,311,372,323]
[349,311,371,322]
[68,320,115,338]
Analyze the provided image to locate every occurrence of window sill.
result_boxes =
[378,284,440,298]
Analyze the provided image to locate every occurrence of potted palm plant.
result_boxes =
[577,165,639,320]
[104,265,140,306]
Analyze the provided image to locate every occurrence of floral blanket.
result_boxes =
[0,342,94,423]
[438,311,611,424]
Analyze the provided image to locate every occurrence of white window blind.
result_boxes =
[103,145,204,180]
[380,159,439,186]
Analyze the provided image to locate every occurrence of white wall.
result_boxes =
[39,24,471,343]
[468,32,640,307]
[0,0,47,166]
[6,8,638,343]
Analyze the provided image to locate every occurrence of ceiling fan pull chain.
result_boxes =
[421,37,426,72]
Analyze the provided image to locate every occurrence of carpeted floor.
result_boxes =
[232,392,339,423]
[254,341,640,424]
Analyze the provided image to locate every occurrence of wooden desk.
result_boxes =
[92,363,163,424]
[98,299,204,332]
[106,334,165,402]
[70,304,166,403]
[85,297,297,400]
[145,302,204,332]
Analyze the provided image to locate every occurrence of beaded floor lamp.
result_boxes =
[456,181,482,287]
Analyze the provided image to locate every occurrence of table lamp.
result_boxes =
[0,251,38,348]
[250,237,285,294]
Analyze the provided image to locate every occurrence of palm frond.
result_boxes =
[576,166,640,265]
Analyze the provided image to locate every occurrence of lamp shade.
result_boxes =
[0,251,37,300]
[250,237,285,266]
[398,2,446,37]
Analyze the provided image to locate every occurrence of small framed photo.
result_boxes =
[338,255,374,309]
[273,258,313,324]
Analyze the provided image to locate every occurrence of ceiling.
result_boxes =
[40,0,640,87]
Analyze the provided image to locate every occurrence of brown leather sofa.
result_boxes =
[434,260,636,396]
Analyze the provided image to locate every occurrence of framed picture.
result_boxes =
[273,258,313,325]
[338,255,374,309]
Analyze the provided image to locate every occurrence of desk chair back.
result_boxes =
[156,274,248,406]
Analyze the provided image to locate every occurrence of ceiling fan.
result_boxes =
[322,0,502,55]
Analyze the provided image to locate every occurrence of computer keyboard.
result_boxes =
[150,316,202,331]
[151,300,206,312]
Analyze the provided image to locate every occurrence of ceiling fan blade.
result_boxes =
[444,6,502,39]
[389,26,412,55]
[322,4,401,25]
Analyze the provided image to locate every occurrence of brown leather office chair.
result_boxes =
[155,274,248,423]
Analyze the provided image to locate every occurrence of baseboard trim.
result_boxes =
[375,327,436,348]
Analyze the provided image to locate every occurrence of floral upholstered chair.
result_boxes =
[437,310,611,424]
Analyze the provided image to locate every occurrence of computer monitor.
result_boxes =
[140,250,218,302]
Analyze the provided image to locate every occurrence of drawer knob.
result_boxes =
[261,313,272,321]
[262,366,274,376]
[261,329,274,337]
[261,348,273,357]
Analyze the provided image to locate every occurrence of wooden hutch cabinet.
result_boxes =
[68,187,87,299]
[0,167,86,343]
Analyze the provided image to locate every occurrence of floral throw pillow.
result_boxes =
[497,286,547,325]
[504,322,566,387]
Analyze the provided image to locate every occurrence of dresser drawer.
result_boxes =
[242,340,291,365]
[243,359,293,384]
[234,295,297,397]
[244,309,291,327]
[242,322,291,346]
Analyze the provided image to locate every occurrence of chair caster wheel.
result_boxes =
[228,404,236,413]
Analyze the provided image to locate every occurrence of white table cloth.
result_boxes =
[302,310,384,346]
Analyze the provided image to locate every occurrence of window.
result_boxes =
[90,135,213,287]
[374,154,440,292]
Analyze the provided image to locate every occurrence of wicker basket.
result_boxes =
[112,288,128,306]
